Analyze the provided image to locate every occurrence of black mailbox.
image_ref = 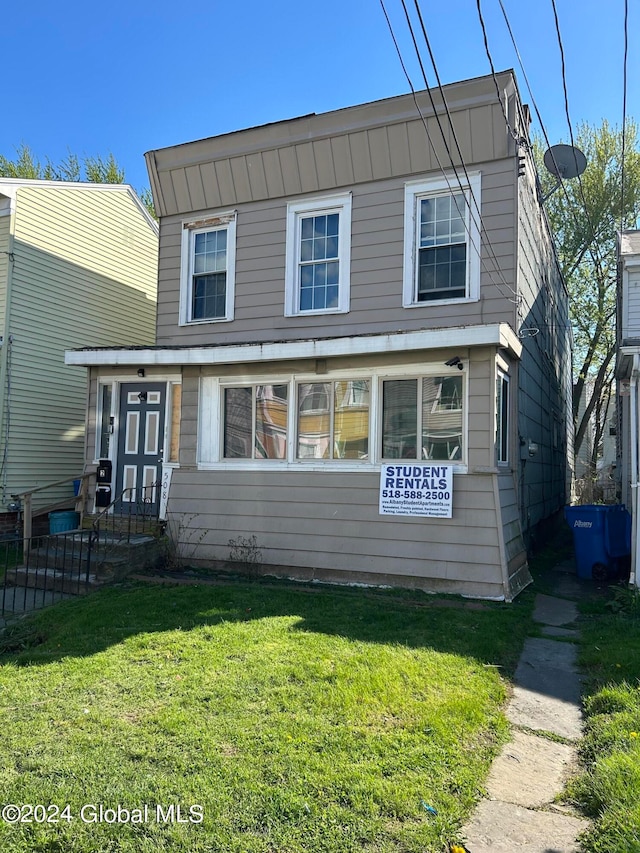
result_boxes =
[97,459,112,484]
[95,486,112,507]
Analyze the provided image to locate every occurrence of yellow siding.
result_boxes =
[1,184,158,509]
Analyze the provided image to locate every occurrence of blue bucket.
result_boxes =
[49,511,80,535]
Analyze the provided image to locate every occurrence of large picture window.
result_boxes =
[200,369,466,468]
[180,214,236,324]
[285,194,352,316]
[382,376,463,461]
[403,174,481,306]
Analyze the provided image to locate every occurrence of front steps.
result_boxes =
[4,526,166,598]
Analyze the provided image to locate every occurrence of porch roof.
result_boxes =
[65,324,522,368]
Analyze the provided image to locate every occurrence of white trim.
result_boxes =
[199,363,470,472]
[402,172,481,307]
[179,212,236,325]
[66,323,522,367]
[284,192,352,316]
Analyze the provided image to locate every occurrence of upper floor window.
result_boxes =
[285,194,352,316]
[180,213,236,324]
[403,174,481,307]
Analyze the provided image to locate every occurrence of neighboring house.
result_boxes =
[616,229,640,583]
[66,70,572,600]
[0,179,158,520]
[574,379,617,503]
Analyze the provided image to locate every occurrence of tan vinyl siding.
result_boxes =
[0,184,158,509]
[166,468,504,598]
[166,351,509,598]
[156,159,517,346]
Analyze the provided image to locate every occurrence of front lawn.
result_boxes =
[0,579,531,852]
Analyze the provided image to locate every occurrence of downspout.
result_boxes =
[630,353,640,587]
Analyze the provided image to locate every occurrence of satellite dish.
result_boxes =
[543,144,587,180]
[540,144,587,203]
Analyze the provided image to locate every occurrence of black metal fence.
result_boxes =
[0,485,162,617]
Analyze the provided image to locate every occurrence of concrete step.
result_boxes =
[6,533,166,593]
[6,566,104,595]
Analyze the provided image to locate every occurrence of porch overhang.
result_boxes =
[65,323,523,367]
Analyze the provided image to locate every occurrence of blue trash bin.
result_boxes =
[564,504,631,580]
[49,511,80,535]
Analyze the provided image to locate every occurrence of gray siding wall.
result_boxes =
[625,269,640,338]
[515,154,571,541]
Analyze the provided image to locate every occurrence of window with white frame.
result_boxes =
[223,384,289,459]
[180,213,236,324]
[403,174,481,306]
[381,375,464,461]
[199,369,466,467]
[285,194,352,316]
[496,371,509,464]
[297,380,370,460]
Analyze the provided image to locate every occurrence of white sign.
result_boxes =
[159,466,173,520]
[379,464,453,518]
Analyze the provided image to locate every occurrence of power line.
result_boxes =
[475,0,519,143]
[379,0,519,304]
[620,0,629,234]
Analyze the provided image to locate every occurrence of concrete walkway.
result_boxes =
[460,560,591,852]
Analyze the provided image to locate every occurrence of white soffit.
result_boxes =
[65,323,523,367]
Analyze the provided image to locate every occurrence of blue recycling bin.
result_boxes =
[564,504,631,580]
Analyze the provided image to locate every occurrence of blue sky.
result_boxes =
[3,0,637,194]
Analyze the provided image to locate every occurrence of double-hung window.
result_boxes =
[381,375,464,461]
[403,174,481,306]
[180,213,236,324]
[285,193,352,316]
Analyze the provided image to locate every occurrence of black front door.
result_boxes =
[114,383,166,513]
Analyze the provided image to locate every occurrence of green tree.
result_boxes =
[536,121,640,474]
[0,144,155,218]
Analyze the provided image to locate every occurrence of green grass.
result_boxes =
[569,585,640,852]
[0,579,533,852]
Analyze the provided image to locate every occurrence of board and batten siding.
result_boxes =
[0,184,158,510]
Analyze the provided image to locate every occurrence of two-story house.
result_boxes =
[616,230,640,584]
[0,179,158,523]
[66,70,572,600]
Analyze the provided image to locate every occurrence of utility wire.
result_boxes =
[475,0,519,143]
[379,0,519,304]
[620,0,629,235]
[496,0,607,291]
[410,0,521,302]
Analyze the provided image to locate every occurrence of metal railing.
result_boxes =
[0,483,162,617]
[0,527,97,616]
